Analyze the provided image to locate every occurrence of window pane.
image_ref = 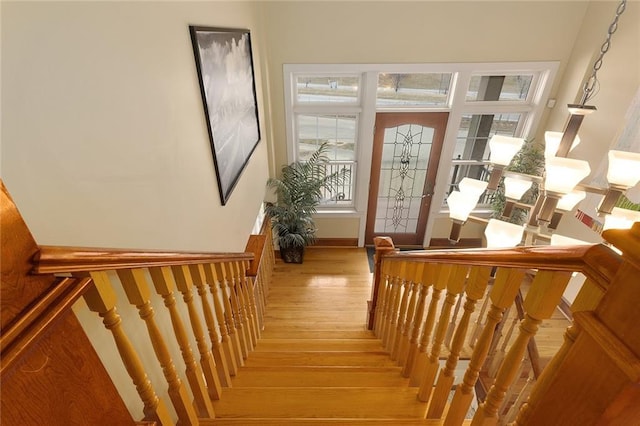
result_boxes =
[296,114,356,207]
[296,76,359,103]
[444,112,523,207]
[319,161,355,206]
[297,114,356,161]
[376,73,452,107]
[466,75,533,102]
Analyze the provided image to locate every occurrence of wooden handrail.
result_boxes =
[33,245,254,274]
[382,243,620,289]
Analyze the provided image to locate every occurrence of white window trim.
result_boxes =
[283,62,559,247]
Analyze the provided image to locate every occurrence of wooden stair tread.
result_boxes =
[243,351,399,367]
[260,329,377,339]
[211,387,427,418]
[201,418,467,425]
[230,366,408,387]
[254,338,384,352]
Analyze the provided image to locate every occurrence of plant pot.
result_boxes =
[280,245,304,264]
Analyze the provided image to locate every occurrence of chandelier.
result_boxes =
[446,0,640,247]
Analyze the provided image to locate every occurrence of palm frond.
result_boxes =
[266,142,344,249]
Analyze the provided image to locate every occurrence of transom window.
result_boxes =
[295,75,360,104]
[466,74,535,102]
[376,73,452,107]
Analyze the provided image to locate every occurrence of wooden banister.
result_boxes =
[384,244,619,283]
[27,227,272,425]
[33,245,253,274]
[371,223,639,425]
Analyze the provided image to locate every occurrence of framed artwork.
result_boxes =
[189,26,261,205]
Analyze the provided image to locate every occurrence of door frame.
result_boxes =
[365,111,449,246]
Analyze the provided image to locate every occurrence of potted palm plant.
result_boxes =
[266,142,349,263]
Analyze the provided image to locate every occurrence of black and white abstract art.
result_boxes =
[189,26,261,205]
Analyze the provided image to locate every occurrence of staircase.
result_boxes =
[5,172,640,425]
[205,248,442,425]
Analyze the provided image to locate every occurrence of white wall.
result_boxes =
[2,2,271,421]
[2,1,270,252]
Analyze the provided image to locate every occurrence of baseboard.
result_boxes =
[428,238,483,249]
[312,238,359,247]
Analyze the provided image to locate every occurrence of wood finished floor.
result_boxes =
[207,247,570,424]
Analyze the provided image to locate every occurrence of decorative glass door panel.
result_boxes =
[366,112,448,246]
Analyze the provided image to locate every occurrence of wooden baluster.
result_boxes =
[374,261,391,337]
[498,354,529,421]
[385,262,406,352]
[514,266,605,426]
[445,291,464,349]
[410,263,446,386]
[148,266,216,418]
[505,370,535,424]
[381,262,401,348]
[485,304,513,377]
[212,263,245,367]
[231,261,254,352]
[203,264,238,376]
[469,291,491,348]
[254,269,266,331]
[369,236,396,330]
[391,262,417,361]
[116,269,199,425]
[241,259,261,343]
[241,260,259,347]
[225,261,251,358]
[402,263,434,378]
[488,316,518,379]
[220,262,245,358]
[251,260,266,332]
[418,264,465,402]
[470,270,571,426]
[513,324,580,425]
[444,267,525,426]
[245,234,266,336]
[83,271,173,425]
[398,263,424,366]
[181,264,231,389]
[427,266,491,418]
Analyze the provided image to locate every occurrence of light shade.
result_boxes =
[556,190,587,211]
[603,207,640,231]
[544,131,580,159]
[544,157,591,194]
[550,234,590,246]
[607,150,640,188]
[447,191,477,222]
[489,135,525,166]
[458,177,488,199]
[504,176,533,200]
[484,218,524,248]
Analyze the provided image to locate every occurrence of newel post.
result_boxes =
[367,236,396,330]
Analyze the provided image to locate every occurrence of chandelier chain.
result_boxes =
[581,0,627,105]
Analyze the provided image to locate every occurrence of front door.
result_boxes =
[365,112,448,246]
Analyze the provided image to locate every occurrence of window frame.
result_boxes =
[282,62,558,245]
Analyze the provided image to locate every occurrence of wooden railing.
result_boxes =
[30,226,275,425]
[369,223,639,425]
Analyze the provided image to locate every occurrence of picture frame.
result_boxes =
[189,26,261,205]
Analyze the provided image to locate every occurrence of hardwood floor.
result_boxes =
[206,247,570,424]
